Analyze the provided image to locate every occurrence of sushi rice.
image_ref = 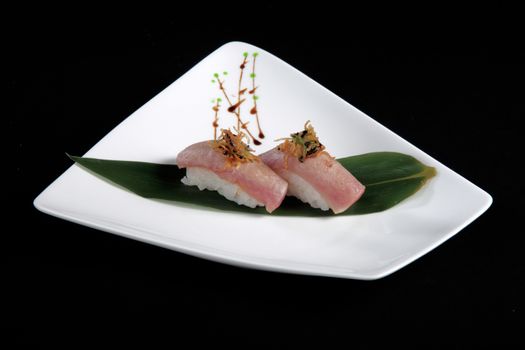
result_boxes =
[181,167,264,208]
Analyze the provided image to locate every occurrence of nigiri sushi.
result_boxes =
[176,130,288,213]
[260,121,365,214]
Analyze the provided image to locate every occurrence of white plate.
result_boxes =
[34,41,492,280]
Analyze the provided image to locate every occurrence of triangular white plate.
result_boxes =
[34,42,492,280]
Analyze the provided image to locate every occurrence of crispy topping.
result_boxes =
[276,121,326,162]
[212,129,259,165]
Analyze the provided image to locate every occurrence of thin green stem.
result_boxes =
[251,55,264,138]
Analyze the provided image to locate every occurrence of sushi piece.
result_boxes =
[259,121,365,214]
[176,129,288,213]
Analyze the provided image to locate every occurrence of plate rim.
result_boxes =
[33,192,492,280]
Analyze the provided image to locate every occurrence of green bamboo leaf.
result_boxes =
[68,152,435,216]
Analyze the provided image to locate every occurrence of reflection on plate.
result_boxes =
[34,42,492,280]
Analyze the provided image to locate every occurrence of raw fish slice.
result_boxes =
[177,141,288,213]
[260,149,365,214]
[260,121,365,214]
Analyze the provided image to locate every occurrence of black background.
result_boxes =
[6,8,525,346]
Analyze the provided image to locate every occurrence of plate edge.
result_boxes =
[33,198,386,281]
